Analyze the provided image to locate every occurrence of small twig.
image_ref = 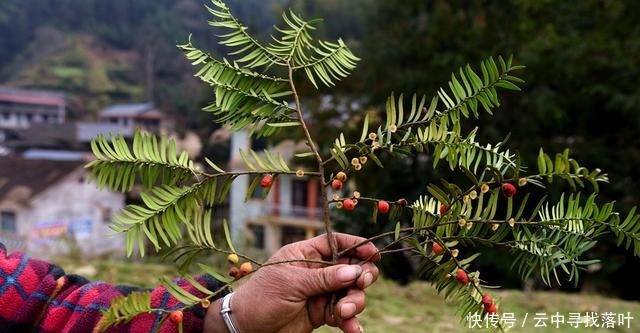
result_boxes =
[287,61,338,262]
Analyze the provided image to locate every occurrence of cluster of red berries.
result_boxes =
[227,253,253,280]
[482,294,497,315]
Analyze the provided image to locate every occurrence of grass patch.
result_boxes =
[56,258,639,332]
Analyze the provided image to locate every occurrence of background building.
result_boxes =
[99,102,173,134]
[0,87,66,130]
[0,157,125,257]
[229,131,324,254]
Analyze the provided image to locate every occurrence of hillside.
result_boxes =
[5,29,142,117]
[0,0,285,118]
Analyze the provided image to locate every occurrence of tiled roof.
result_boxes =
[0,157,82,201]
[99,103,154,117]
[0,87,65,107]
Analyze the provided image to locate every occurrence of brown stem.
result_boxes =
[287,62,338,262]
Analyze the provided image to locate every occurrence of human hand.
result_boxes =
[204,233,380,333]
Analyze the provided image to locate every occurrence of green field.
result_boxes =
[58,259,639,333]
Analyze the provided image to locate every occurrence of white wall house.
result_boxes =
[99,102,174,134]
[0,87,66,130]
[229,131,325,254]
[0,158,125,258]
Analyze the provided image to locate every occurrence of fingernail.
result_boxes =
[363,272,373,288]
[340,302,356,318]
[338,265,362,282]
[358,324,364,333]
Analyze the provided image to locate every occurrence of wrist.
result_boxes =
[204,298,227,333]
[220,292,242,333]
[204,292,250,333]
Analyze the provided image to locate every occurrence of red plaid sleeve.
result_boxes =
[0,242,226,333]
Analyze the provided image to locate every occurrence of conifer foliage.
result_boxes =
[87,1,640,331]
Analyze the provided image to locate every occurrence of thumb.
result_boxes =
[301,264,363,297]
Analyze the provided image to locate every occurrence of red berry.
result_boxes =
[331,179,343,191]
[397,198,408,206]
[229,267,240,279]
[439,204,448,215]
[169,310,183,324]
[501,183,516,197]
[482,294,493,305]
[343,198,356,211]
[378,200,390,214]
[484,302,497,314]
[432,242,443,255]
[260,175,273,188]
[455,269,469,284]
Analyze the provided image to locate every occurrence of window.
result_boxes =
[281,226,306,246]
[249,224,265,249]
[291,180,308,207]
[0,211,16,233]
[101,207,112,224]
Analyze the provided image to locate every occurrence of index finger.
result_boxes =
[307,232,380,262]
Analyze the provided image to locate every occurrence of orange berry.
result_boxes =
[169,310,183,324]
[239,262,253,275]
